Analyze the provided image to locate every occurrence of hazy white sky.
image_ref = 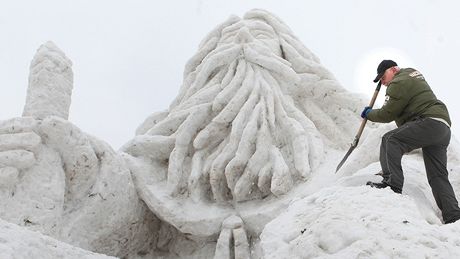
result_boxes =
[1,0,460,148]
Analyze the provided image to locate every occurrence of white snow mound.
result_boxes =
[261,186,460,259]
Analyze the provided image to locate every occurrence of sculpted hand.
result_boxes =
[0,117,41,197]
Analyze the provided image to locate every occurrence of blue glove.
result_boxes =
[361,106,372,119]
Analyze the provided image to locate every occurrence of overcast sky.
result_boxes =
[1,0,460,149]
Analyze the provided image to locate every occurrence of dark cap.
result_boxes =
[373,60,398,83]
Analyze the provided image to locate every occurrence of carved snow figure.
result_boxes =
[0,42,158,258]
[122,9,366,257]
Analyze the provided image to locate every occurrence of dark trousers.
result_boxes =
[380,117,460,222]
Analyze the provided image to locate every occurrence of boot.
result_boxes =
[445,217,460,224]
[366,181,402,194]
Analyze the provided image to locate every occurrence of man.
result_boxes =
[362,60,460,224]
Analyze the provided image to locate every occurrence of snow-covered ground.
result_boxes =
[259,140,460,258]
[261,185,460,259]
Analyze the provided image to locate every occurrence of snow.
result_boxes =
[0,218,114,259]
[258,142,460,258]
[261,186,460,259]
[23,41,73,120]
[2,8,460,259]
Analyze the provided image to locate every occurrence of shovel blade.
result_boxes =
[335,145,356,173]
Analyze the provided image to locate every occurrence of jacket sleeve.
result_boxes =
[367,81,409,123]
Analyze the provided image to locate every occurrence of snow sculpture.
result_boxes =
[0,42,158,258]
[23,41,73,120]
[214,216,250,259]
[124,9,358,202]
[0,218,115,259]
[122,9,366,252]
[3,9,460,259]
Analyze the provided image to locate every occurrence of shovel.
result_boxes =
[335,81,382,173]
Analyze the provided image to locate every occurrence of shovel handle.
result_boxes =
[336,82,382,173]
[355,82,381,142]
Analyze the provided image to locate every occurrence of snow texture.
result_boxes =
[261,185,460,259]
[121,9,368,242]
[0,115,160,259]
[0,43,159,258]
[2,8,460,259]
[0,218,114,259]
[23,41,73,120]
[124,9,367,203]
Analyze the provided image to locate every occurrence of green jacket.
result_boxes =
[367,68,451,127]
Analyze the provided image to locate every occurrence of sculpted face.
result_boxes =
[220,18,282,55]
[123,10,325,205]
[121,9,365,240]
